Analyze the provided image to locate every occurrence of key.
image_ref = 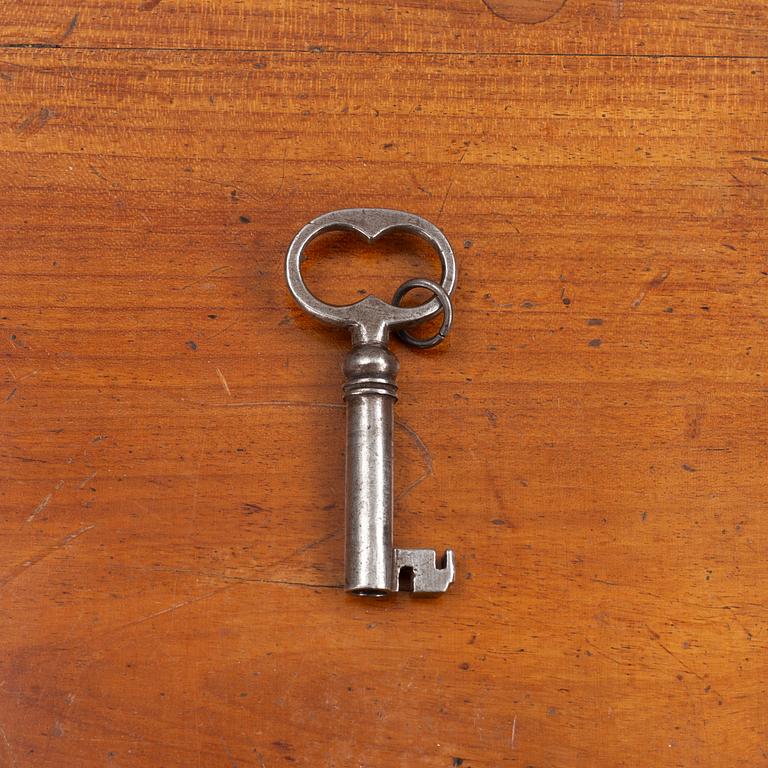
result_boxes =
[285,208,457,596]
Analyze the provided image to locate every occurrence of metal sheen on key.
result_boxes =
[285,208,456,596]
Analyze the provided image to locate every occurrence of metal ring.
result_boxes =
[391,278,453,349]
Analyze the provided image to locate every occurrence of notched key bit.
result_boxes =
[285,208,457,597]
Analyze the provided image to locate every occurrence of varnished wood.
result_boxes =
[1,0,768,57]
[1,6,767,768]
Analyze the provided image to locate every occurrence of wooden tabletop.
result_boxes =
[1,2,767,766]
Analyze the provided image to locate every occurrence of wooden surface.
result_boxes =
[1,2,767,767]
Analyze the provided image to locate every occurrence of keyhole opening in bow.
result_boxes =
[300,229,443,309]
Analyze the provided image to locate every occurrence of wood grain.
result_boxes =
[1,0,768,57]
[1,6,767,768]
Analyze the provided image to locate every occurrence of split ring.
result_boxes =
[391,278,453,349]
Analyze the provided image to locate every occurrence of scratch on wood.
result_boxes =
[583,638,632,668]
[190,432,208,520]
[260,146,288,202]
[203,318,240,343]
[284,530,340,562]
[193,151,287,204]
[592,577,620,586]
[78,470,97,489]
[128,563,343,591]
[215,367,232,397]
[206,400,343,411]
[0,723,16,768]
[16,107,54,135]
[116,588,228,631]
[88,164,108,182]
[435,149,467,224]
[511,715,517,749]
[178,265,230,291]
[60,524,94,546]
[209,575,343,590]
[219,734,239,767]
[394,417,434,502]
[0,524,95,588]
[632,270,669,308]
[26,493,52,523]
[111,574,341,634]
[645,624,724,701]
[484,293,516,309]
[58,13,78,43]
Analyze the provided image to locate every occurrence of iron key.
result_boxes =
[285,208,457,597]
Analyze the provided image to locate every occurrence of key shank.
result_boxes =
[343,345,397,595]
[342,344,454,596]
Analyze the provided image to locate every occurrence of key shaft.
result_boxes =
[343,345,398,595]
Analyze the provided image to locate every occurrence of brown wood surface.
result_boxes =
[2,0,768,56]
[1,3,767,767]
